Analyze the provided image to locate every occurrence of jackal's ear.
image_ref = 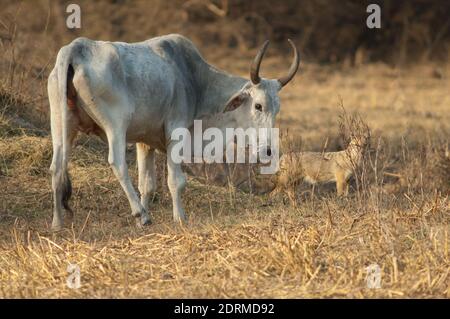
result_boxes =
[223,92,249,113]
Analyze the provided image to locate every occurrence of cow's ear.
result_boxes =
[223,92,249,113]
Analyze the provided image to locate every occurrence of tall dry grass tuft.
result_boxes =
[337,104,374,211]
[0,2,448,297]
[1,69,449,297]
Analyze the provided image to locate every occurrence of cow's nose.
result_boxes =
[266,148,272,157]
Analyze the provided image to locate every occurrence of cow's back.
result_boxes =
[64,34,216,150]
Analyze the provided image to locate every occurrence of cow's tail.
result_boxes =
[53,44,75,217]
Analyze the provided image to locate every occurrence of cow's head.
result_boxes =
[223,40,300,156]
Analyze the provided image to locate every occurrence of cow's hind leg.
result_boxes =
[106,129,151,226]
[50,127,77,231]
[137,143,157,214]
[48,70,78,231]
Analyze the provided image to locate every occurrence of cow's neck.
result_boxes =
[198,110,237,131]
[197,65,248,117]
[188,108,237,135]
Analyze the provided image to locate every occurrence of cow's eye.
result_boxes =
[255,103,263,111]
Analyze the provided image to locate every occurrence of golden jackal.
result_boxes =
[273,131,370,200]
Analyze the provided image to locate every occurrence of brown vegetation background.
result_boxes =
[2,1,450,62]
[0,1,449,298]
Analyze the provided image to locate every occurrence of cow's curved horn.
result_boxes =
[250,40,269,85]
[278,39,300,87]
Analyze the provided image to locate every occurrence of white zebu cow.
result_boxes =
[48,34,299,231]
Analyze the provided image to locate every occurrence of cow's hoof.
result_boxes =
[140,214,152,226]
[174,214,187,225]
[131,210,141,218]
[51,224,63,232]
[135,212,152,227]
[65,210,74,223]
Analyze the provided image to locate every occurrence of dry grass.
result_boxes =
[0,2,449,298]
[0,63,448,298]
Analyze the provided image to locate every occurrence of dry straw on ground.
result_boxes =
[0,1,449,298]
[1,62,448,298]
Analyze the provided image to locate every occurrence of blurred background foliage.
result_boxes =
[0,0,449,65]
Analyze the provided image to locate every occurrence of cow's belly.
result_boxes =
[125,109,167,150]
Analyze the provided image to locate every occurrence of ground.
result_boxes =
[0,56,448,297]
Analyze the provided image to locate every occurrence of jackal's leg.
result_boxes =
[336,171,347,196]
[344,180,349,196]
[287,187,298,207]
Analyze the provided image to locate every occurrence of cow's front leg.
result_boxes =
[167,142,187,223]
[107,131,151,226]
[137,143,157,212]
